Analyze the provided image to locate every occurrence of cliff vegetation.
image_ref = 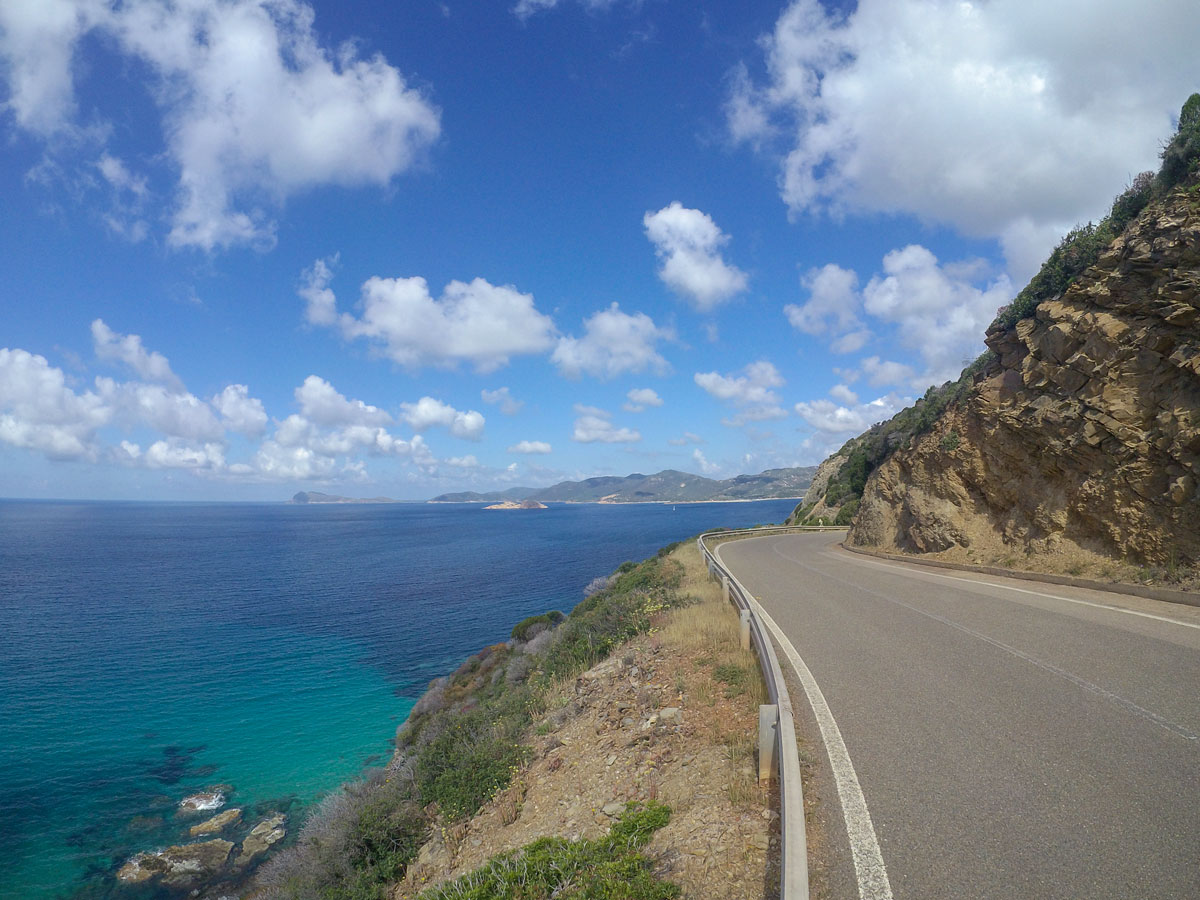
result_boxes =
[801,93,1200,585]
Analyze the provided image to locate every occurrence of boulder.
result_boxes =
[116,839,234,886]
[189,807,242,836]
[235,814,287,866]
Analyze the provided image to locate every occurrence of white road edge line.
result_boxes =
[834,549,1200,631]
[753,595,894,900]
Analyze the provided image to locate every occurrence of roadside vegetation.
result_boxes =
[257,542,695,900]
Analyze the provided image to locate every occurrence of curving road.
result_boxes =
[718,532,1200,900]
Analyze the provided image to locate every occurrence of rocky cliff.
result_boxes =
[850,178,1200,571]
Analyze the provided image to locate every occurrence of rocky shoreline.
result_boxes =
[114,788,288,894]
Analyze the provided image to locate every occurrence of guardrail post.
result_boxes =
[723,575,731,605]
[740,609,751,650]
[758,704,778,782]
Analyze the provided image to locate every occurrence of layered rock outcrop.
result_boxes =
[851,182,1200,567]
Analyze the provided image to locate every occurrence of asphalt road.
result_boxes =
[718,532,1200,900]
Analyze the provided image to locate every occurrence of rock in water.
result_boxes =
[179,791,225,812]
[235,814,287,866]
[189,807,242,836]
[116,839,234,886]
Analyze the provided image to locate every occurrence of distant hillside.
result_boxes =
[427,488,534,504]
[291,491,396,504]
[527,466,816,503]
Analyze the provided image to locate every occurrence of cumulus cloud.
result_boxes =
[97,379,225,442]
[643,202,748,311]
[623,387,663,412]
[91,319,183,390]
[508,440,552,454]
[400,397,485,440]
[784,264,863,339]
[0,347,112,459]
[481,387,523,415]
[143,439,226,470]
[571,407,640,444]
[667,431,704,446]
[309,266,556,372]
[794,392,909,435]
[444,455,479,468]
[729,0,1198,279]
[0,0,442,250]
[211,384,268,438]
[295,375,390,428]
[552,303,670,380]
[694,360,787,426]
[861,245,1012,384]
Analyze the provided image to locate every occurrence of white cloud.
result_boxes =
[694,360,787,425]
[91,319,183,391]
[0,0,441,250]
[481,387,523,415]
[508,440,552,454]
[0,348,112,460]
[859,356,917,388]
[784,264,861,337]
[322,271,556,372]
[300,255,339,327]
[211,384,268,438]
[830,329,871,354]
[643,202,748,311]
[829,383,858,405]
[252,440,338,481]
[445,455,479,468]
[667,431,704,446]
[623,387,663,412]
[571,407,640,444]
[144,439,226,470]
[730,0,1198,278]
[794,392,909,435]
[512,0,619,20]
[295,375,390,428]
[692,448,721,475]
[97,379,225,442]
[861,245,1012,384]
[399,396,485,441]
[552,303,670,379]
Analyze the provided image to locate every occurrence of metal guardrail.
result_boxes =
[697,525,844,900]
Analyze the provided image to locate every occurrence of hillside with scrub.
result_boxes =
[796,93,1200,586]
[249,541,785,900]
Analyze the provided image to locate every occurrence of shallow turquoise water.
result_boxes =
[0,498,797,898]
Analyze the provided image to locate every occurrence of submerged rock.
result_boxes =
[116,839,234,886]
[179,791,225,812]
[190,808,242,836]
[235,814,287,866]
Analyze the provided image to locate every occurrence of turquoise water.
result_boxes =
[0,498,797,898]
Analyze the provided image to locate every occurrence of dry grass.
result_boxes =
[658,542,770,811]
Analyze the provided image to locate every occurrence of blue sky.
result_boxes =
[1,0,1196,500]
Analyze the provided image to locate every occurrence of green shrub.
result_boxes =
[834,498,860,526]
[511,611,565,641]
[417,802,678,900]
[939,429,961,452]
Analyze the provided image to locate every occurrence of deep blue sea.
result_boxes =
[0,498,796,899]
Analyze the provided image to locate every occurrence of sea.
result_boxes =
[0,497,798,899]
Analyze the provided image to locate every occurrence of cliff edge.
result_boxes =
[850,176,1200,572]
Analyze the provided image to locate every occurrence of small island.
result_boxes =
[484,499,549,510]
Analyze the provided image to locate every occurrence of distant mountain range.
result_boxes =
[427,466,817,504]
